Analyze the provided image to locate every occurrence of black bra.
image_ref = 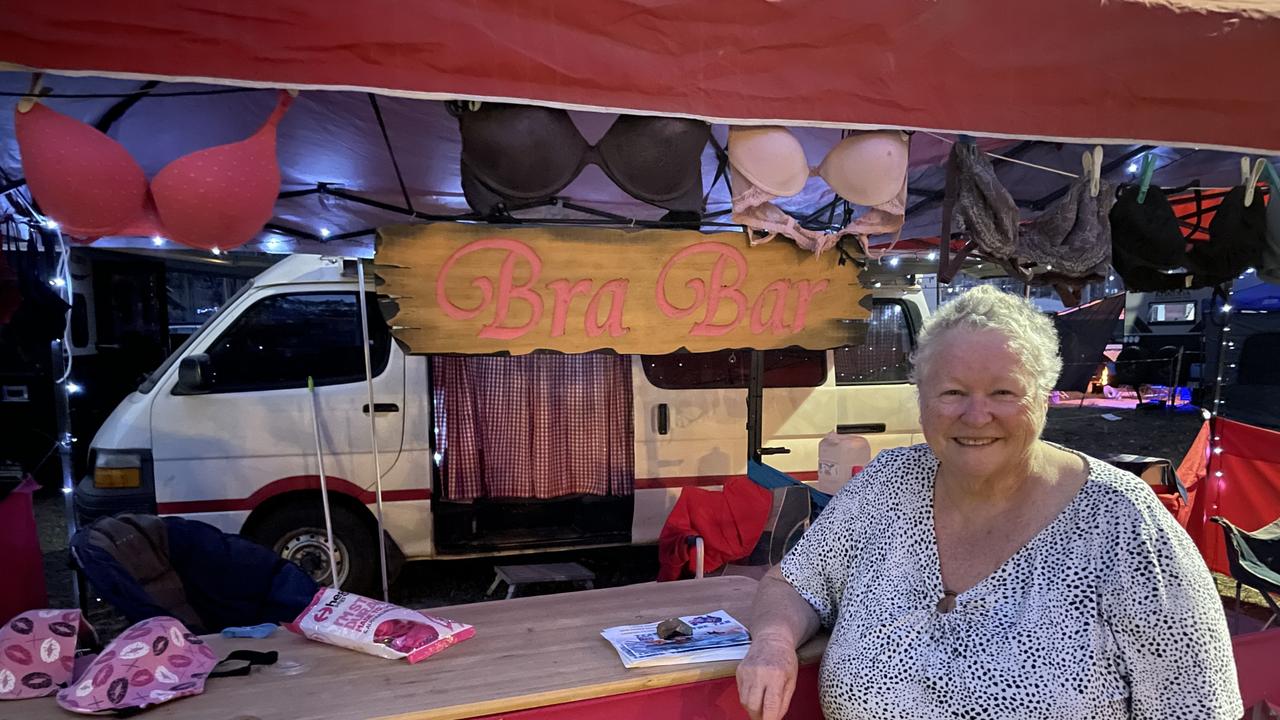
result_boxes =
[1110,184,1267,290]
[452,102,710,217]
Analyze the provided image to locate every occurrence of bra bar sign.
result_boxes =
[376,223,868,355]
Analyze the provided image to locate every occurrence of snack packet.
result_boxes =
[286,589,474,663]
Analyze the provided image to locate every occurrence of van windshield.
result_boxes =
[136,278,255,394]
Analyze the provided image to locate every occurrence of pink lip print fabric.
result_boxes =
[0,609,83,700]
[56,616,216,715]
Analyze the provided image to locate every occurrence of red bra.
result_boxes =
[15,91,292,250]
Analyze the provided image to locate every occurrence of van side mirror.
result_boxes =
[176,353,213,394]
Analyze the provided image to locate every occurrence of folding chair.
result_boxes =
[689,484,812,580]
[1211,516,1280,631]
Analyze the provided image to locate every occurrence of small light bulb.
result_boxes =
[66,382,82,395]
[887,256,900,268]
[1108,275,1115,281]
[1126,162,1139,174]
[62,487,73,495]
[927,251,938,261]
[44,219,59,230]
[320,227,332,239]
[211,247,222,256]
[1213,447,1223,455]
[1222,304,1233,313]
[873,281,882,288]
[151,236,166,246]
[1214,471,1223,478]
[49,277,66,288]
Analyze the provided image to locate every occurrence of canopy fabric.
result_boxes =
[2,72,1275,257]
[4,1,1280,153]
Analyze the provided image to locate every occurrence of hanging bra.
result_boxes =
[727,126,910,255]
[15,91,293,251]
[1110,182,1267,291]
[454,102,710,218]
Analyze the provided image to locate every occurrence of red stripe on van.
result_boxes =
[156,475,431,514]
[634,471,819,490]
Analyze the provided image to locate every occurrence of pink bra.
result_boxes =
[15,92,292,251]
[728,127,909,255]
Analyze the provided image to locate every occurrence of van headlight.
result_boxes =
[93,451,143,489]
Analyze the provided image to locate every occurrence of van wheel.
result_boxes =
[246,503,378,596]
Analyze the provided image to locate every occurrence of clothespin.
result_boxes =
[1082,146,1103,198]
[17,72,44,114]
[1136,154,1156,204]
[1242,157,1266,207]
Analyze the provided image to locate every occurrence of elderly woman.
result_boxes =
[737,285,1241,720]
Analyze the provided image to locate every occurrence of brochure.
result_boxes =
[600,610,751,668]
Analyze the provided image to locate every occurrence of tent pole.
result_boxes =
[307,376,340,589]
[357,259,391,602]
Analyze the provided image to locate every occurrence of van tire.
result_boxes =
[245,502,380,596]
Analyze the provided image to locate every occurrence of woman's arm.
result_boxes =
[736,566,821,720]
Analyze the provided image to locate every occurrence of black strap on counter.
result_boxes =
[209,650,280,679]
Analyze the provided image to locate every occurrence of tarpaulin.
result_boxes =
[1053,294,1125,392]
[1189,418,1280,575]
[0,475,47,621]
[4,1,1280,153]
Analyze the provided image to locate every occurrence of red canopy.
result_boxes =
[5,1,1280,152]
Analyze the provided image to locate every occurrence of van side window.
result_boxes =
[641,348,826,389]
[834,302,913,385]
[201,292,390,392]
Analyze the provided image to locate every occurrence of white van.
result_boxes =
[78,254,927,592]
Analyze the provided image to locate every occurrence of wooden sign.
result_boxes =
[375,224,869,355]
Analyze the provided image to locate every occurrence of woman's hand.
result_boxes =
[736,633,799,720]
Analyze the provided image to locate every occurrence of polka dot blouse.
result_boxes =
[781,444,1242,720]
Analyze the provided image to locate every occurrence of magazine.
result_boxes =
[600,610,752,668]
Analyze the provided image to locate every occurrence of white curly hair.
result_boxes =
[910,285,1063,403]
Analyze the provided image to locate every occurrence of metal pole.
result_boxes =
[356,260,390,602]
[747,350,763,464]
[307,376,340,588]
[1169,347,1185,410]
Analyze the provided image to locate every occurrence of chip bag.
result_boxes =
[286,589,474,663]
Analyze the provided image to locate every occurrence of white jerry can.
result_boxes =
[817,432,872,495]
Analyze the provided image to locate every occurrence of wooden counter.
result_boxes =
[8,576,826,720]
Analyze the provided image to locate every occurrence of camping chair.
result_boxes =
[71,513,318,633]
[687,484,812,579]
[1210,516,1280,631]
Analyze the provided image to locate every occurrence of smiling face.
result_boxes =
[918,328,1047,483]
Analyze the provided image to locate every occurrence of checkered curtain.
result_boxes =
[432,353,635,500]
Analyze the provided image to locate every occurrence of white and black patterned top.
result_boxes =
[781,444,1242,720]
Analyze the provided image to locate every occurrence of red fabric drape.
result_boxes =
[4,2,1280,151]
[1233,629,1280,711]
[1188,419,1280,575]
[0,476,48,621]
[432,354,633,500]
